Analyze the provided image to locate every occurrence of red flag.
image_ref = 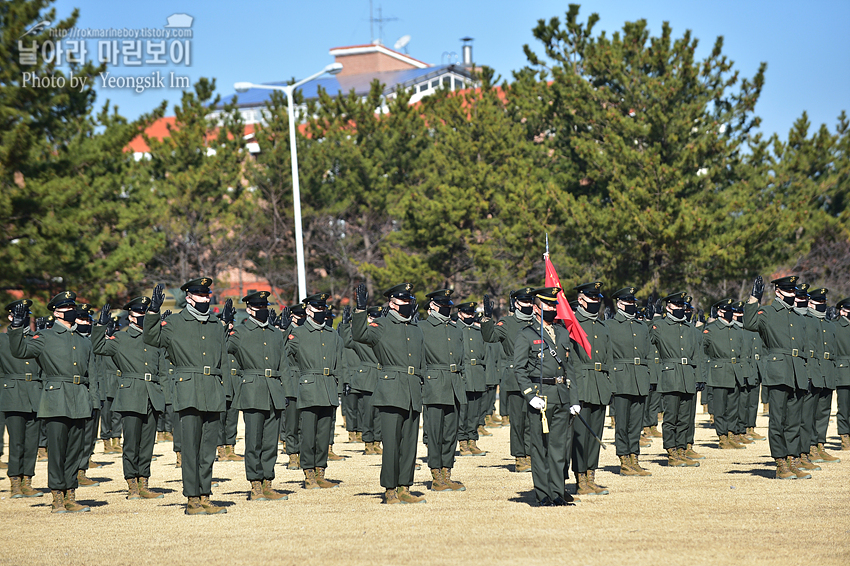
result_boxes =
[544,255,592,358]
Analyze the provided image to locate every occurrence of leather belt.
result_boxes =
[44,374,87,385]
[614,358,643,365]
[242,369,280,378]
[577,362,604,371]
[173,365,222,376]
[428,364,460,373]
[6,373,39,382]
[531,377,564,385]
[754,354,760,360]
[662,358,691,365]
[823,352,831,360]
[768,349,801,358]
[468,359,479,366]
[120,372,158,383]
[382,365,417,375]
[301,368,332,376]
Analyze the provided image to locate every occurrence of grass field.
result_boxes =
[1,405,848,566]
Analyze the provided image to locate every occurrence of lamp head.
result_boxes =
[234,82,253,93]
[323,62,343,75]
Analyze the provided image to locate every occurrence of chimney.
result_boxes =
[461,37,473,67]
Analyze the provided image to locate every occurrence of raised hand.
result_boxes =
[98,303,111,326]
[279,306,292,331]
[268,308,279,327]
[751,276,764,301]
[161,309,172,321]
[10,302,28,328]
[355,283,368,310]
[105,318,117,337]
[483,295,494,318]
[149,284,165,313]
[827,306,839,321]
[36,316,48,331]
[645,300,655,321]
[381,305,390,318]
[222,299,236,324]
[697,309,705,324]
[710,305,718,320]
[342,305,352,324]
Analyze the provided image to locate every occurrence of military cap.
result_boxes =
[611,287,637,302]
[635,307,646,320]
[124,296,151,313]
[771,275,798,290]
[290,304,306,317]
[808,288,828,301]
[732,300,744,312]
[836,298,850,310]
[569,299,579,310]
[426,289,454,305]
[795,283,810,297]
[511,287,536,302]
[242,290,271,307]
[367,306,383,317]
[303,292,329,308]
[533,287,561,304]
[574,281,604,298]
[663,291,688,305]
[181,277,213,294]
[383,283,414,300]
[685,295,694,307]
[455,301,477,313]
[47,291,77,311]
[76,303,95,319]
[713,298,735,311]
[5,299,33,312]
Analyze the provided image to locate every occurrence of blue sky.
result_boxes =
[49,0,850,139]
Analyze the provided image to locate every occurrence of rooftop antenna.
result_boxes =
[394,34,411,54]
[369,1,397,45]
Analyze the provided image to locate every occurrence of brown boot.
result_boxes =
[262,479,288,500]
[138,477,164,499]
[576,472,595,496]
[37,447,48,461]
[347,431,357,443]
[287,453,300,470]
[522,456,532,472]
[51,490,67,513]
[667,447,686,467]
[185,496,205,515]
[21,476,43,497]
[477,425,492,437]
[200,495,227,514]
[249,480,268,501]
[630,454,652,476]
[397,486,426,504]
[442,468,466,491]
[315,467,337,488]
[112,438,122,453]
[515,456,531,473]
[384,488,401,504]
[677,448,700,467]
[798,454,821,471]
[609,416,616,428]
[468,440,486,456]
[458,440,472,457]
[788,456,812,479]
[303,469,320,489]
[77,469,99,487]
[88,457,101,469]
[726,433,745,449]
[225,445,244,461]
[734,433,754,445]
[216,446,226,461]
[647,425,663,438]
[176,452,182,468]
[816,443,841,463]
[430,468,450,491]
[373,442,383,454]
[103,439,117,454]
[63,488,90,512]
[127,478,141,500]
[156,431,165,443]
[9,476,23,498]
[355,431,363,442]
[501,415,510,427]
[164,432,173,441]
[484,415,500,428]
[619,455,639,476]
[586,470,609,495]
[747,427,766,441]
[841,434,850,450]
[762,402,769,415]
[639,435,652,448]
[364,442,377,455]
[775,457,794,480]
[327,445,345,461]
[685,444,705,460]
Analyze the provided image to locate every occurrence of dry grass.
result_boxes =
[1,403,849,566]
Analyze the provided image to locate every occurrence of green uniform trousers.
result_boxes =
[837,386,850,435]
[172,407,182,453]
[485,385,498,420]
[358,392,381,443]
[506,391,531,458]
[4,411,39,477]
[157,404,174,434]
[685,392,697,445]
[801,388,818,450]
[572,402,605,474]
[46,417,85,490]
[643,388,662,428]
[458,391,483,442]
[612,394,645,456]
[243,408,281,481]
[178,409,219,497]
[299,406,333,469]
[424,402,459,470]
[739,383,759,430]
[284,399,300,455]
[661,392,692,449]
[766,385,804,459]
[79,409,99,471]
[712,385,740,437]
[218,400,238,446]
[120,403,158,479]
[528,393,572,503]
[814,388,833,445]
[342,392,359,432]
[378,406,419,489]
[100,398,123,440]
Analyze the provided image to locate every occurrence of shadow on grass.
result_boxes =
[76,498,108,507]
[725,468,776,479]
[508,489,538,506]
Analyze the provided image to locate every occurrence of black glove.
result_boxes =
[381,305,390,318]
[696,382,706,392]
[105,319,117,337]
[649,383,657,392]
[268,308,279,327]
[36,316,48,331]
[221,299,235,324]
[343,383,352,396]
[342,305,351,324]
[355,283,368,310]
[604,306,614,320]
[483,295,494,318]
[509,296,516,313]
[279,306,292,331]
[150,284,165,313]
[161,309,172,322]
[645,301,655,321]
[697,309,705,324]
[654,298,662,314]
[751,275,764,301]
[710,305,718,320]
[97,303,111,326]
[10,302,28,328]
[827,306,839,321]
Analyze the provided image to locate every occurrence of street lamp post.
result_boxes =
[235,62,343,301]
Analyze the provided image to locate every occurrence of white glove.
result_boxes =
[569,404,581,415]
[529,396,545,410]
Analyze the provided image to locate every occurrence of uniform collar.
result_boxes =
[128,325,143,337]
[53,322,70,334]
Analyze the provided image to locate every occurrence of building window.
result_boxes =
[453,77,463,90]
[419,83,428,93]
[431,79,439,89]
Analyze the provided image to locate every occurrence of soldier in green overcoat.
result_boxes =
[9,291,94,513]
[144,278,230,514]
[834,297,850,451]
[736,301,766,441]
[703,299,747,449]
[455,302,487,458]
[340,306,384,455]
[1,300,44,498]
